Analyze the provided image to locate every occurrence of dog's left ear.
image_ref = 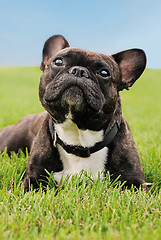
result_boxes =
[112,49,146,91]
[40,35,70,71]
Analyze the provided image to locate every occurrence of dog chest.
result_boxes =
[53,119,108,184]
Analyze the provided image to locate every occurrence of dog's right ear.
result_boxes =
[40,35,70,71]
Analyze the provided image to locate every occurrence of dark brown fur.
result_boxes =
[0,35,147,191]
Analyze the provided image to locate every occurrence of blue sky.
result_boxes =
[0,0,161,68]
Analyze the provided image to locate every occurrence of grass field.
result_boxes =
[0,67,161,239]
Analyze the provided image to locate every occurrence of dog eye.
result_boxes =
[99,69,111,78]
[54,58,63,66]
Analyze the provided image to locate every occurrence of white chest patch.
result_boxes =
[53,117,108,184]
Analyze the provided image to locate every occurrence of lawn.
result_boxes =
[0,67,161,239]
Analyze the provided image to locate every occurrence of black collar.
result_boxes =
[49,117,121,158]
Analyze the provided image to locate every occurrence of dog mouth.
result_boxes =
[61,85,85,108]
[44,74,104,111]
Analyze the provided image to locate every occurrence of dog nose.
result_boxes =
[69,66,89,78]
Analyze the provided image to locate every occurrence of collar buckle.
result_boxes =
[53,131,57,147]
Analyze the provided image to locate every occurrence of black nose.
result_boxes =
[69,66,89,78]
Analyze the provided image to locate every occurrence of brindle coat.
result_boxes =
[0,35,147,191]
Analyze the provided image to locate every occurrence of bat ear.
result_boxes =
[40,35,70,71]
[112,49,146,91]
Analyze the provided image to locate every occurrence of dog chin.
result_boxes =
[61,86,86,110]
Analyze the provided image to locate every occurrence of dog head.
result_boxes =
[39,35,146,131]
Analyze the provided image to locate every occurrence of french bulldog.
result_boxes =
[0,35,147,192]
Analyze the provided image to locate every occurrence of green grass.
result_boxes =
[0,67,161,239]
[0,66,43,127]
